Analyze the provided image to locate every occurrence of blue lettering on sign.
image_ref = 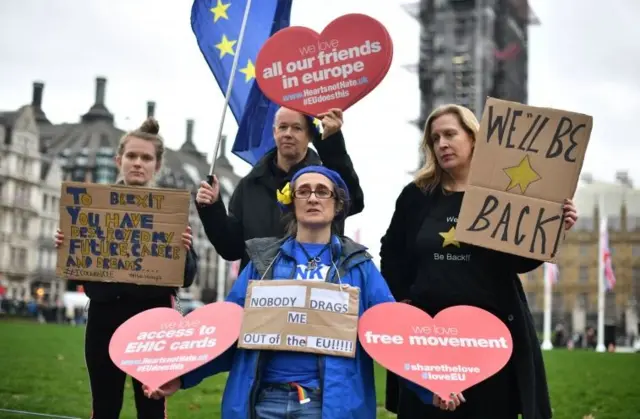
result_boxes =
[66,207,100,226]
[66,187,87,204]
[61,187,177,275]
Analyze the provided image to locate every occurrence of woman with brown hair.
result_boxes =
[54,118,198,419]
[381,104,578,419]
[144,165,462,418]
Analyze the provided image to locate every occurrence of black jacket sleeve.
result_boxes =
[493,251,544,275]
[313,130,364,216]
[379,184,415,302]
[182,246,198,288]
[495,231,567,274]
[196,181,246,262]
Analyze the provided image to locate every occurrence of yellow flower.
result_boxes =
[276,182,292,205]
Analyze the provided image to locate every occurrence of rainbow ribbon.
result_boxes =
[291,383,310,404]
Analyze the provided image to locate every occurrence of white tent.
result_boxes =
[63,291,89,309]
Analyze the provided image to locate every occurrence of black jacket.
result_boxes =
[197,131,364,271]
[380,182,552,419]
[80,183,198,303]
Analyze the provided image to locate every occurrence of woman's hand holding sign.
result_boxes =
[563,198,578,230]
[433,392,466,411]
[54,228,64,248]
[181,226,193,251]
[143,378,180,400]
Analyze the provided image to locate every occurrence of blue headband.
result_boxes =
[276,165,350,216]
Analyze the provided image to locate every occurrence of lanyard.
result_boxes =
[297,242,331,270]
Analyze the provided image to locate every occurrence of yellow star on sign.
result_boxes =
[503,155,541,194]
[239,59,255,82]
[439,226,460,248]
[210,0,230,22]
[215,34,237,58]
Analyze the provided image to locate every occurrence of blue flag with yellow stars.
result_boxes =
[191,0,295,166]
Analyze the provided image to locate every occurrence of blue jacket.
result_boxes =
[180,235,433,418]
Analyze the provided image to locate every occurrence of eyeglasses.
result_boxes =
[292,188,334,199]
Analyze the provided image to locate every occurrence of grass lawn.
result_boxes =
[0,320,638,419]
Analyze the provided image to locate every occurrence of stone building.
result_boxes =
[521,172,640,341]
[0,103,63,303]
[0,77,242,305]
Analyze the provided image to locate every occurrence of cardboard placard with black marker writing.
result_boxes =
[455,97,593,262]
[55,181,190,287]
[237,280,360,358]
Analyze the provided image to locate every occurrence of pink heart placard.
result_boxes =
[255,13,393,117]
[358,303,513,396]
[109,301,243,390]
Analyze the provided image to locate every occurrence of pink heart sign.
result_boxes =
[358,303,513,396]
[255,13,393,117]
[109,301,243,390]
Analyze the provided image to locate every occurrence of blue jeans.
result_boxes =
[255,385,322,419]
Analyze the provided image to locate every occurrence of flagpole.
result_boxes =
[541,263,553,350]
[596,194,607,352]
[207,0,254,183]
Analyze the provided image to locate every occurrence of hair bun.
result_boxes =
[139,117,160,135]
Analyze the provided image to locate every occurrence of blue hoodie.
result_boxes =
[179,235,433,418]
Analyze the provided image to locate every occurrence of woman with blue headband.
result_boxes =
[144,165,461,418]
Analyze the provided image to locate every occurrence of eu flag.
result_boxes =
[191,0,294,166]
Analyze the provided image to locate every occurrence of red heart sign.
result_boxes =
[255,13,393,117]
[358,303,513,396]
[109,302,243,390]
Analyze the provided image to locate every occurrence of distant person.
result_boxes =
[195,107,364,272]
[54,117,198,419]
[585,326,597,349]
[605,320,617,352]
[380,104,578,419]
[144,166,462,418]
[553,323,566,347]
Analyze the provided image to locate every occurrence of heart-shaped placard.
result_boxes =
[109,301,243,390]
[358,303,513,396]
[255,13,393,117]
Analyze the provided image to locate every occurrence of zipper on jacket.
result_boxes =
[317,356,325,412]
[248,351,262,419]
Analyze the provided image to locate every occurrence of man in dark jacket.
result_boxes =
[196,107,364,271]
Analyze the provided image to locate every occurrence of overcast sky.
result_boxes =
[1,0,638,261]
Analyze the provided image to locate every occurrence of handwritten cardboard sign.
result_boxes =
[238,280,360,358]
[358,302,513,396]
[255,13,393,117]
[55,181,190,286]
[455,97,593,261]
[109,302,244,390]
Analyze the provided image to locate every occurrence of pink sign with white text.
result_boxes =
[109,302,243,390]
[358,303,513,396]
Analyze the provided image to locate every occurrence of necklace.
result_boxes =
[298,242,331,270]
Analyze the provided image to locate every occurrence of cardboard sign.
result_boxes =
[109,302,244,390]
[358,302,513,396]
[455,98,593,261]
[255,13,393,117]
[238,280,360,358]
[56,181,190,286]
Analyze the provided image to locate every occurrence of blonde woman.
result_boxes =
[381,105,578,419]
